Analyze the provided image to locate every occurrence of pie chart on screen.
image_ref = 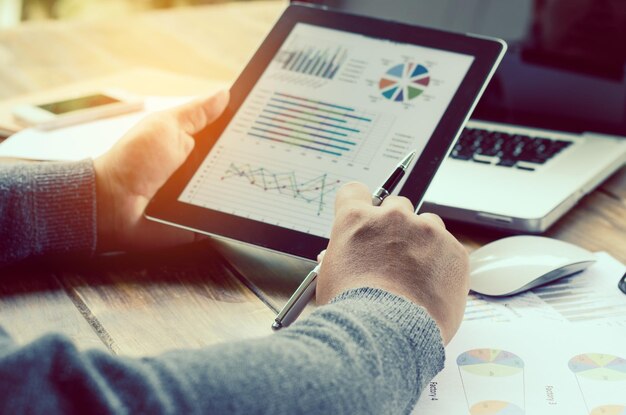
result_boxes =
[379,62,430,102]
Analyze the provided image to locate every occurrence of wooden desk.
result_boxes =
[0,0,625,356]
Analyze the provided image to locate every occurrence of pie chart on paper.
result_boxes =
[379,62,430,102]
[590,405,626,415]
[457,349,524,377]
[470,400,525,415]
[568,353,626,381]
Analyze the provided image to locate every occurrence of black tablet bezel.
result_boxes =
[145,3,506,260]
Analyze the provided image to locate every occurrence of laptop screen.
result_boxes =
[295,0,626,137]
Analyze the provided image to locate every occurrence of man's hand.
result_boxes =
[316,182,469,344]
[93,91,229,252]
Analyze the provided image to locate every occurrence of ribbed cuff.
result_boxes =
[331,287,445,375]
[31,159,97,257]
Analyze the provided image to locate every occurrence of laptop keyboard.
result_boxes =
[450,128,573,171]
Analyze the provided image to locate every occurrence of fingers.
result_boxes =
[334,183,444,234]
[419,212,446,229]
[317,250,326,263]
[174,90,230,135]
[380,195,414,213]
[334,182,372,213]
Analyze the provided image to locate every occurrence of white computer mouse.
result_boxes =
[469,235,597,297]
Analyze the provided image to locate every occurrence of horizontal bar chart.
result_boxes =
[246,91,374,158]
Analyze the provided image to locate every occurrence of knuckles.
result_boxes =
[179,108,205,133]
[145,112,172,129]
[413,216,439,239]
[337,205,367,227]
[337,203,445,244]
[341,181,369,193]
[381,205,411,223]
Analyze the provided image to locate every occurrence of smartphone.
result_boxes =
[12,90,143,130]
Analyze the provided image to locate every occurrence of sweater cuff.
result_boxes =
[32,159,97,257]
[331,287,445,374]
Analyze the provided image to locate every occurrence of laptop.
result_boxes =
[294,0,626,233]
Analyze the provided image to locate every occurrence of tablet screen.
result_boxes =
[178,23,474,238]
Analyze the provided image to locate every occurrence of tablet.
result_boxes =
[145,4,506,261]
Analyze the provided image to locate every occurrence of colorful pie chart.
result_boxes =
[569,354,626,381]
[590,405,626,415]
[470,400,524,415]
[379,62,430,102]
[457,349,524,377]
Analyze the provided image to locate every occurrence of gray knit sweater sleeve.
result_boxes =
[0,287,444,414]
[0,160,96,265]
[0,160,446,413]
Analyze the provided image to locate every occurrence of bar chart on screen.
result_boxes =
[270,27,371,89]
[229,88,396,167]
[276,43,347,80]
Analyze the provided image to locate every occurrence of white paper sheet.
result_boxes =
[463,252,626,326]
[413,322,626,414]
[0,97,191,161]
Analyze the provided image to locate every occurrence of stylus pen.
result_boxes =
[271,150,417,330]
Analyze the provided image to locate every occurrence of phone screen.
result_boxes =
[38,94,120,115]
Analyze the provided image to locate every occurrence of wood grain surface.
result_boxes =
[0,261,105,350]
[56,242,275,356]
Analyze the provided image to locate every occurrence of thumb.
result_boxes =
[174,90,230,135]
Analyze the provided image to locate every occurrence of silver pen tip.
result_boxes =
[399,150,417,170]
